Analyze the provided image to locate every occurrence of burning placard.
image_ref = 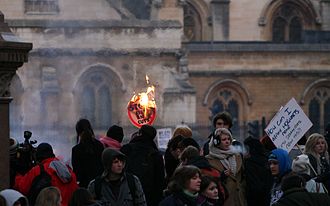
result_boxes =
[127,75,156,128]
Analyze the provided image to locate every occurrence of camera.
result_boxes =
[9,130,38,187]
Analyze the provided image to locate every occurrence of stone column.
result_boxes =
[210,0,230,41]
[321,0,330,30]
[0,11,32,189]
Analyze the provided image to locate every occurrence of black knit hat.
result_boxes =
[139,125,157,140]
[106,125,124,143]
[36,143,55,161]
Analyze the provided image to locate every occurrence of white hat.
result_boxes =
[0,189,28,206]
[291,154,311,175]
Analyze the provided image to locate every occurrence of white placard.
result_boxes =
[265,98,313,152]
[157,128,172,149]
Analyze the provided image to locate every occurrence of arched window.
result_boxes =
[183,3,202,41]
[78,70,112,130]
[308,87,330,134]
[210,89,240,137]
[272,4,303,43]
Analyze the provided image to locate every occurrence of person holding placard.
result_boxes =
[304,133,330,193]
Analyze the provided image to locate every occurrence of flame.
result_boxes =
[129,76,156,119]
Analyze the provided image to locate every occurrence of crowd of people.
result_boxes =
[2,112,330,206]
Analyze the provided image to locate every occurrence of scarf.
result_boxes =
[209,140,237,175]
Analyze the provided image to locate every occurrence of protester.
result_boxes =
[273,173,330,206]
[159,165,202,206]
[88,148,147,206]
[69,188,104,206]
[72,119,104,188]
[35,186,61,206]
[165,135,185,182]
[121,125,165,206]
[291,154,325,193]
[304,133,330,192]
[180,146,226,204]
[15,143,78,206]
[99,125,124,150]
[243,137,272,206]
[0,189,28,206]
[197,176,222,206]
[206,128,246,206]
[268,148,292,206]
[203,112,233,156]
[172,126,193,139]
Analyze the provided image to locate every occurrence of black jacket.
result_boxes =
[274,188,330,206]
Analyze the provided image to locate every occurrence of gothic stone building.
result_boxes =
[1,0,329,157]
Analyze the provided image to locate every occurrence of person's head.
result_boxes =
[102,148,126,179]
[35,186,61,206]
[291,154,311,175]
[305,133,328,156]
[200,176,219,200]
[168,135,185,159]
[173,126,193,138]
[281,173,306,192]
[36,143,55,162]
[106,125,124,143]
[168,165,201,194]
[75,119,94,142]
[68,188,96,206]
[0,189,28,206]
[244,136,265,156]
[177,137,200,154]
[268,148,292,177]
[212,112,233,129]
[138,125,157,140]
[79,128,95,143]
[180,145,200,164]
[212,128,233,150]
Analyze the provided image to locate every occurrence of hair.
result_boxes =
[75,119,95,143]
[212,112,233,128]
[35,186,61,206]
[200,176,218,194]
[68,188,96,206]
[173,126,193,138]
[180,145,200,163]
[0,195,6,206]
[177,137,200,151]
[168,165,201,193]
[281,172,306,192]
[167,135,185,151]
[304,133,329,162]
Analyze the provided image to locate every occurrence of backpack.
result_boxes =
[27,164,52,205]
[94,173,136,206]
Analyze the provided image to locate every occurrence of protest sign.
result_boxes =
[157,128,172,149]
[265,98,313,152]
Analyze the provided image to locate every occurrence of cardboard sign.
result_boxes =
[157,128,172,149]
[265,98,313,152]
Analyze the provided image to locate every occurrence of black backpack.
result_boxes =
[27,164,52,205]
[94,173,136,206]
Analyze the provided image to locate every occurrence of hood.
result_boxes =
[102,148,126,177]
[269,148,292,176]
[0,189,28,206]
[49,160,72,183]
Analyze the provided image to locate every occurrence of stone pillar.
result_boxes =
[210,0,230,41]
[0,97,12,189]
[0,11,32,189]
[321,0,330,30]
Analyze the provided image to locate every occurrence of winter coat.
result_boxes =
[273,188,330,206]
[164,148,180,182]
[244,150,272,206]
[159,191,204,206]
[121,137,165,206]
[206,153,246,206]
[88,173,147,206]
[71,139,104,188]
[99,135,121,150]
[15,157,78,206]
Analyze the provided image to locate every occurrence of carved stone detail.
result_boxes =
[0,71,15,97]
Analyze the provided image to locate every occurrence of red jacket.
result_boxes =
[15,157,78,206]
